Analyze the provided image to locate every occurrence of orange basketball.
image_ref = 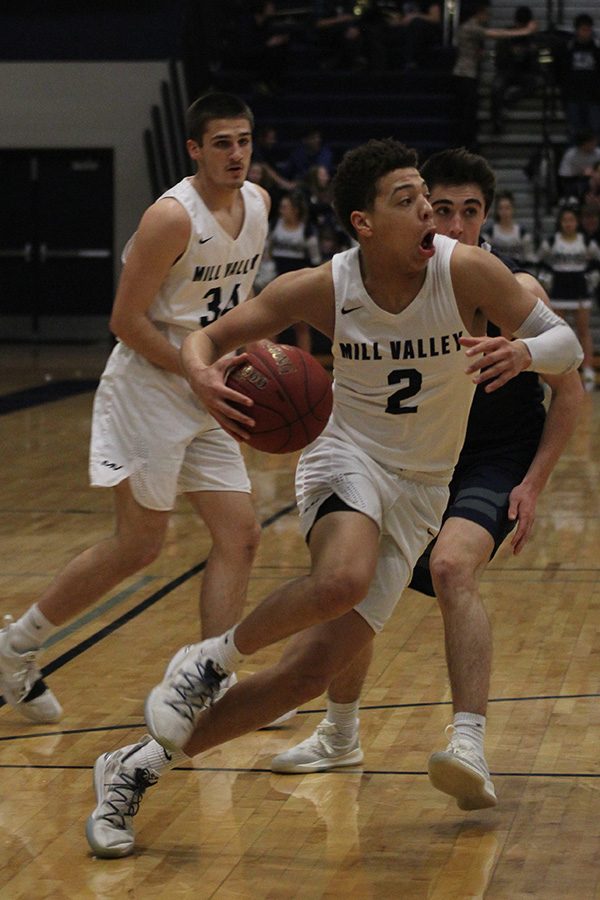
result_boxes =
[227,341,333,453]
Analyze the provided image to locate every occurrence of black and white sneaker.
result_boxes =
[144,642,226,751]
[86,736,158,858]
[0,616,62,723]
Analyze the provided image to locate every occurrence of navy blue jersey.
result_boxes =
[463,246,546,453]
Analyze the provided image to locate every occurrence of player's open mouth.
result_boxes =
[419,229,436,256]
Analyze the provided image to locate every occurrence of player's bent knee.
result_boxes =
[214,518,261,560]
[281,643,339,701]
[430,550,475,599]
[118,531,164,570]
[312,569,370,620]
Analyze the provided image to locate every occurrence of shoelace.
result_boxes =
[1,616,39,699]
[304,722,340,755]
[100,767,158,830]
[443,725,486,772]
[167,657,226,723]
[11,653,38,699]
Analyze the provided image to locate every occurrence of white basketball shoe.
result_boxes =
[0,616,62,723]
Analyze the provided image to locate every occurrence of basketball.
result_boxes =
[226,341,333,453]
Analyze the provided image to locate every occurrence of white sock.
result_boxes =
[126,738,188,776]
[9,604,56,652]
[453,712,486,755]
[326,699,360,740]
[205,627,245,674]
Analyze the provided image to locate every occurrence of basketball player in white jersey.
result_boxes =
[86,138,582,858]
[268,149,584,812]
[0,93,269,725]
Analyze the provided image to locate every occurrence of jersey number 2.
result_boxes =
[385,368,422,415]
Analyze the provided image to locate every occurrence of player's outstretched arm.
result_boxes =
[452,244,583,391]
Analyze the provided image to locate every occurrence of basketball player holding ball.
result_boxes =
[0,93,269,729]
[87,138,582,858]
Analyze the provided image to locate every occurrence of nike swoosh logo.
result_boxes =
[341,305,362,315]
[199,236,213,244]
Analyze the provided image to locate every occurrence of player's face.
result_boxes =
[428,183,487,246]
[188,117,253,189]
[360,168,435,268]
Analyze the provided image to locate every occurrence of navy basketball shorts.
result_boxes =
[409,441,539,597]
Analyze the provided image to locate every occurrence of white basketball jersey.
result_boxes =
[124,178,268,347]
[326,234,475,481]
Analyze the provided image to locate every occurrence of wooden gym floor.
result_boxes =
[0,341,598,899]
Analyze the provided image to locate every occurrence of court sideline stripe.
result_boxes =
[0,502,296,706]
[0,378,98,415]
[3,688,599,743]
[0,763,598,778]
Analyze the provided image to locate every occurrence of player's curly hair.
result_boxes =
[332,138,419,239]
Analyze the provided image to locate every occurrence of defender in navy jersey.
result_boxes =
[88,139,582,856]
[270,148,584,811]
[1,95,270,748]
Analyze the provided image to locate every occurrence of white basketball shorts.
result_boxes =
[89,342,250,510]
[295,435,449,632]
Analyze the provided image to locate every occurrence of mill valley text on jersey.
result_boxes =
[338,332,464,361]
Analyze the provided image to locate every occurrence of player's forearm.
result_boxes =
[180,330,222,382]
[520,373,584,493]
[110,314,182,375]
[513,299,584,374]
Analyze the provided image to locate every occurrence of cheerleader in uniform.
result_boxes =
[538,205,600,391]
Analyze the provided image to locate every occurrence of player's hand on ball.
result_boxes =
[188,353,256,442]
[460,335,532,392]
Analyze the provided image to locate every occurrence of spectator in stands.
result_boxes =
[580,203,600,308]
[247,160,282,223]
[253,124,297,193]
[373,1,444,72]
[268,190,322,352]
[452,0,537,151]
[553,13,600,142]
[304,164,337,232]
[584,159,600,210]
[581,204,600,243]
[318,223,352,261]
[483,189,536,266]
[490,5,539,134]
[181,0,225,97]
[538,203,600,391]
[312,1,366,70]
[285,127,334,182]
[222,1,292,93]
[558,130,600,202]
[403,1,444,69]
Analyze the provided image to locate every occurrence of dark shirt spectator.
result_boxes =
[452,0,537,151]
[584,160,600,210]
[490,5,539,133]
[312,0,366,69]
[558,130,600,201]
[222,1,292,91]
[285,128,334,182]
[252,125,297,196]
[303,164,337,232]
[553,13,600,140]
